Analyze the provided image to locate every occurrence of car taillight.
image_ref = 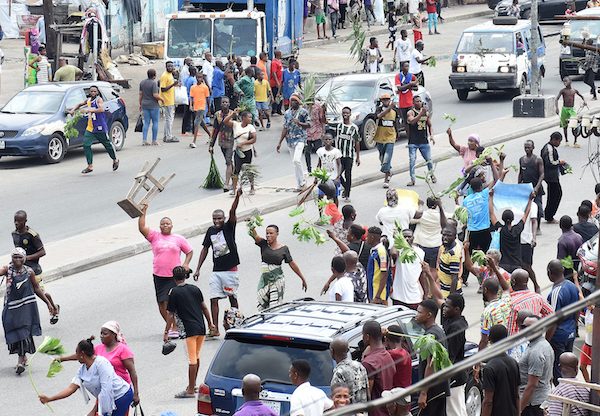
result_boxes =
[197,383,213,415]
[118,97,126,107]
[582,258,598,276]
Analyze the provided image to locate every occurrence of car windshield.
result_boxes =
[457,32,514,54]
[570,20,600,39]
[316,80,375,102]
[210,338,334,386]
[214,18,258,57]
[2,91,64,114]
[167,18,212,58]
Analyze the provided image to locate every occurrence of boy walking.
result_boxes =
[555,76,586,146]
[334,106,361,201]
[189,74,212,148]
[254,70,272,130]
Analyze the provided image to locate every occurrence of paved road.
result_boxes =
[1,124,593,416]
[0,16,570,256]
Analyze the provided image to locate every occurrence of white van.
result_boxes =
[448,16,546,101]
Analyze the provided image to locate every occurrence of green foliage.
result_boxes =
[246,214,264,237]
[239,164,261,187]
[563,163,573,174]
[471,250,487,266]
[349,15,367,62]
[442,113,457,124]
[202,156,225,189]
[414,334,453,372]
[428,56,437,68]
[310,168,331,183]
[393,221,418,263]
[47,360,63,378]
[37,336,66,356]
[453,206,468,224]
[440,176,465,198]
[288,205,305,217]
[561,255,574,270]
[292,220,327,245]
[64,112,82,141]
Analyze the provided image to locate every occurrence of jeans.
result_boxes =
[365,5,375,26]
[428,12,438,32]
[304,139,322,172]
[377,142,394,173]
[83,131,116,165]
[288,141,306,188]
[544,181,562,221]
[339,157,354,197]
[329,11,339,36]
[550,337,575,385]
[162,105,175,141]
[142,108,160,143]
[408,143,433,180]
[181,105,194,134]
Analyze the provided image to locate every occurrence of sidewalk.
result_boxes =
[4,100,598,283]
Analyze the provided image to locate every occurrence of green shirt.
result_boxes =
[53,65,82,82]
[234,75,255,102]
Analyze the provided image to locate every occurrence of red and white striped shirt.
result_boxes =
[507,290,554,335]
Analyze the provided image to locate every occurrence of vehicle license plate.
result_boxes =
[0,140,5,149]
[475,82,487,89]
[261,400,282,414]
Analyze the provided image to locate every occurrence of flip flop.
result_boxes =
[81,167,93,174]
[113,159,120,171]
[50,305,60,325]
[174,391,195,399]
[16,364,25,375]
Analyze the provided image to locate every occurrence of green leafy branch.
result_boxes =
[349,14,366,63]
[413,334,453,372]
[64,112,82,142]
[393,220,418,263]
[560,255,574,270]
[246,212,264,237]
[202,155,225,189]
[453,206,468,224]
[29,337,66,412]
[471,250,487,266]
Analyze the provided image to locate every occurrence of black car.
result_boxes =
[495,0,587,20]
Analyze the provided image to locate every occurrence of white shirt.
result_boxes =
[375,205,416,239]
[316,147,342,179]
[395,37,413,63]
[511,203,538,245]
[413,209,444,248]
[232,121,256,152]
[409,49,423,74]
[391,245,424,304]
[328,276,354,302]
[202,60,214,87]
[290,382,333,416]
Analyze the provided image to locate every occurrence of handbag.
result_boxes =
[132,404,145,416]
[134,115,143,133]
[174,85,189,106]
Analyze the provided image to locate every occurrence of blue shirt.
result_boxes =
[283,107,310,146]
[547,280,579,343]
[462,188,490,232]
[282,69,301,99]
[212,67,225,98]
[185,76,197,98]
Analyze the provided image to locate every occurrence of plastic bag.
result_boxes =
[174,85,189,106]
[134,115,143,132]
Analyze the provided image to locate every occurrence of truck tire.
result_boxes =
[457,89,469,101]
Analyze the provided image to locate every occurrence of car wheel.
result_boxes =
[457,89,469,101]
[44,134,66,164]
[465,377,483,416]
[110,120,126,151]
[360,116,377,150]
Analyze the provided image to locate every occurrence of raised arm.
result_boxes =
[326,229,350,253]
[521,192,534,224]
[437,199,448,229]
[229,188,243,224]
[422,262,444,307]
[223,108,238,128]
[138,204,150,238]
[488,189,498,225]
[447,128,461,152]
[486,255,510,293]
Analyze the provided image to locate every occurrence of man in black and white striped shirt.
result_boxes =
[335,106,361,202]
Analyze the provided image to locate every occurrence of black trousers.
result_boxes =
[339,3,347,26]
[522,405,544,416]
[182,106,194,134]
[544,181,562,222]
[339,157,354,198]
[271,86,282,114]
[305,139,322,173]
[585,68,597,99]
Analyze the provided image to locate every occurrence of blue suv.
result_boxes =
[197,300,481,416]
[0,81,128,164]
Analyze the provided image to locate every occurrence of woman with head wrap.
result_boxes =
[1,248,53,375]
[58,321,140,408]
[375,188,424,239]
[447,127,480,170]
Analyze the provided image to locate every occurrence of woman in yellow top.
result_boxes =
[374,93,397,188]
[254,70,273,131]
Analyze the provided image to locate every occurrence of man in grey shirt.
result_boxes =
[138,68,162,145]
[519,316,555,416]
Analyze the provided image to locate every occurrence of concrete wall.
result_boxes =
[109,0,178,49]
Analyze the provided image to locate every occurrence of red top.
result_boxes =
[270,59,283,88]
[395,73,416,109]
[426,0,437,13]
[388,348,412,388]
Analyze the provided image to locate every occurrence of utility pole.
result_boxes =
[530,0,540,95]
[42,0,56,70]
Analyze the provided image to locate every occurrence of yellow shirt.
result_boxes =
[437,243,463,297]
[159,71,175,106]
[374,107,397,144]
[254,79,271,102]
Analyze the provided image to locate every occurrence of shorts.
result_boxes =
[209,271,239,299]
[560,106,576,128]
[194,109,206,127]
[469,228,492,252]
[234,149,253,175]
[317,181,341,198]
[521,243,534,266]
[316,12,326,24]
[581,342,592,366]
[419,245,440,269]
[153,274,176,303]
[256,101,270,111]
[185,335,205,364]
[221,146,233,166]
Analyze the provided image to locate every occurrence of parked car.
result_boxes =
[0,81,128,163]
[197,300,482,416]
[577,233,599,297]
[494,0,587,20]
[314,73,433,150]
[559,7,600,78]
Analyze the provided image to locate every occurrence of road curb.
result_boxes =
[35,107,589,286]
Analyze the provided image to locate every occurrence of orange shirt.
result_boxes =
[190,83,210,111]
[257,60,267,77]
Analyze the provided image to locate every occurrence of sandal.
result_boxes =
[112,159,120,171]
[16,363,25,375]
[81,167,93,174]
[206,328,221,339]
[50,305,60,325]
[174,390,196,399]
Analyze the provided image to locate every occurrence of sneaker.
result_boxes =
[383,182,389,189]
[171,137,180,143]
[189,143,197,148]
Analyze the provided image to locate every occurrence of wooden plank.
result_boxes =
[547,394,600,413]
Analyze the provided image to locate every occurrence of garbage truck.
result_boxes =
[165,0,303,65]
